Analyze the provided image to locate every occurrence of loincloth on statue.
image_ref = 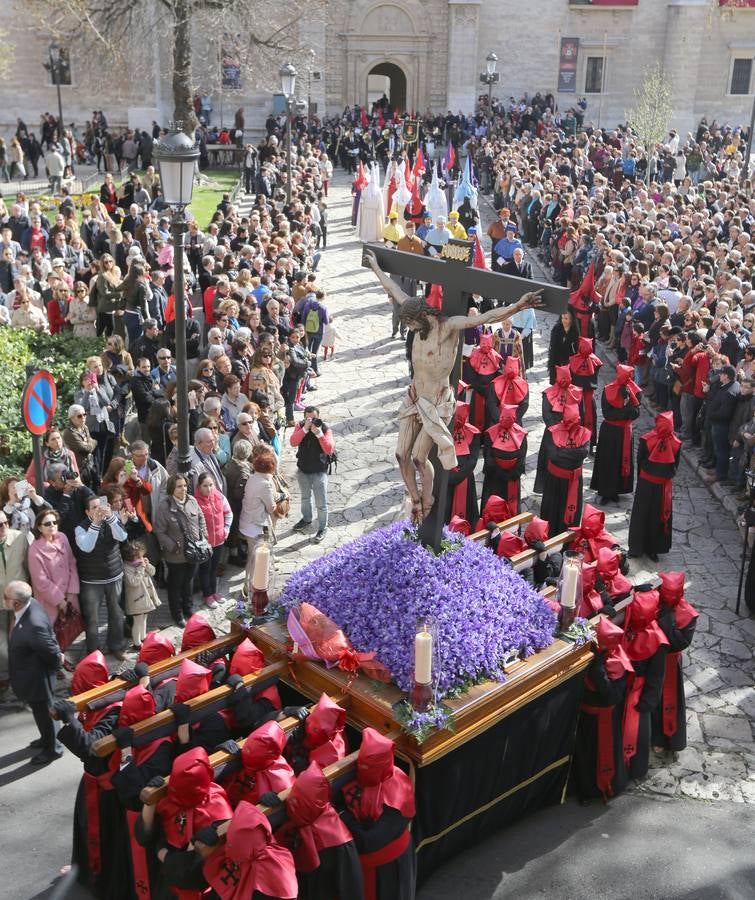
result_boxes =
[398,384,457,469]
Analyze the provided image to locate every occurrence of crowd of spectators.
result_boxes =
[0,112,339,667]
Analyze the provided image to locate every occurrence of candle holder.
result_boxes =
[249,537,272,620]
[411,615,438,713]
[557,550,583,632]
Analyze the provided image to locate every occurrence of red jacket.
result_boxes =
[47,299,68,335]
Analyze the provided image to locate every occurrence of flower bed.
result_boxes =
[278,522,556,698]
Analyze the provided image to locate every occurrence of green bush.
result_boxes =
[0,329,103,477]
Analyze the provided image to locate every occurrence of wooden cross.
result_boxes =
[362,241,568,550]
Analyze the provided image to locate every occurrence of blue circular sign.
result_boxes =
[22,370,57,436]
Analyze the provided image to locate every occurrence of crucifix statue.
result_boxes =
[363,242,567,550]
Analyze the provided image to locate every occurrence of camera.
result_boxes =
[311,417,323,428]
[64,469,77,481]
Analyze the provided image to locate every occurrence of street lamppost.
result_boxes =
[151,123,200,477]
[307,49,316,129]
[479,51,499,134]
[742,60,755,184]
[279,62,297,206]
[48,42,65,139]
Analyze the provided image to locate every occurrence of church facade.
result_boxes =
[1,0,753,135]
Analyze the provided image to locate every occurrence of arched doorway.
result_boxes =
[367,62,407,114]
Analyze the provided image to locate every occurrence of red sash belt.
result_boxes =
[640,471,672,529]
[577,312,591,335]
[621,674,645,766]
[126,809,152,899]
[583,389,595,436]
[546,461,582,525]
[471,391,486,431]
[450,478,469,522]
[662,651,681,738]
[494,457,518,470]
[360,826,411,900]
[581,704,615,802]
[608,419,633,478]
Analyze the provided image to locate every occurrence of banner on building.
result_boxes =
[221,35,242,90]
[557,37,579,93]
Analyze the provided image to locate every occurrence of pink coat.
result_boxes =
[28,533,80,624]
[195,488,232,548]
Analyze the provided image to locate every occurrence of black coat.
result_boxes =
[547,323,580,383]
[8,598,61,702]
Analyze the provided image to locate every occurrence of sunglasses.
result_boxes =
[158,355,171,361]
[40,520,57,527]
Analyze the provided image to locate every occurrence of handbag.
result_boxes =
[54,602,85,652]
[175,503,212,564]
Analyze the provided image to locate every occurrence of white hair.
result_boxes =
[68,404,85,420]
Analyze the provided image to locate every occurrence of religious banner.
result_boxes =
[402,119,419,144]
[220,35,242,90]
[557,37,579,93]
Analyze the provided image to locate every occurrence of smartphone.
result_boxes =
[124,460,134,474]
[99,497,108,508]
[15,479,29,499]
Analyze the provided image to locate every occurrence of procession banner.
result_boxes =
[557,37,579,93]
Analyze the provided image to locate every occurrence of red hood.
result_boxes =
[118,684,155,726]
[241,721,287,772]
[304,694,345,748]
[72,649,109,695]
[626,590,660,630]
[169,746,213,807]
[658,571,685,606]
[448,515,471,536]
[174,658,211,703]
[524,517,549,544]
[594,616,624,652]
[616,364,634,385]
[477,494,511,529]
[181,613,216,651]
[229,637,266,676]
[579,504,606,537]
[497,531,527,558]
[138,631,175,665]
[357,727,394,787]
[555,364,572,388]
[498,404,517,431]
[454,401,470,428]
[285,761,330,826]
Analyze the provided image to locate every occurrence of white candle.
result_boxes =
[561,559,579,609]
[252,544,270,591]
[415,628,433,685]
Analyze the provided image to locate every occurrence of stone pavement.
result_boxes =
[256,171,754,804]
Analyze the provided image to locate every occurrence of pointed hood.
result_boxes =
[659,571,698,629]
[72,649,109,696]
[448,515,471,536]
[524,517,549,545]
[138,631,176,665]
[169,746,213,808]
[229,637,266,676]
[181,613,216,651]
[604,363,641,407]
[346,727,415,821]
[496,530,527,559]
[304,694,346,750]
[623,590,669,661]
[174,658,212,703]
[569,336,602,377]
[475,494,513,531]
[594,616,634,679]
[645,411,682,463]
[494,355,529,405]
[118,684,156,726]
[241,720,288,772]
[469,332,502,375]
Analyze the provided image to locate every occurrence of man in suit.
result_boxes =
[0,515,29,683]
[5,580,64,764]
[502,246,533,281]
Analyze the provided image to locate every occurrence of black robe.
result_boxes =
[590,389,641,499]
[481,434,527,512]
[650,610,697,751]
[623,648,668,780]
[444,433,480,526]
[570,372,600,450]
[534,392,584,493]
[295,842,365,900]
[547,323,580,384]
[628,440,680,557]
[59,708,126,898]
[571,656,629,802]
[539,432,589,535]
[340,806,416,900]
[462,360,501,432]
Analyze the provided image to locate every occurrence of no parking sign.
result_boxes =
[22,370,57,435]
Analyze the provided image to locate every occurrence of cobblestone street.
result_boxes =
[264,172,754,805]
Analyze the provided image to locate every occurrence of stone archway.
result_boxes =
[367,61,407,113]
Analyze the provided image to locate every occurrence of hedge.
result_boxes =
[0,328,103,478]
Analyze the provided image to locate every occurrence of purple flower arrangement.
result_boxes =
[279,521,557,698]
